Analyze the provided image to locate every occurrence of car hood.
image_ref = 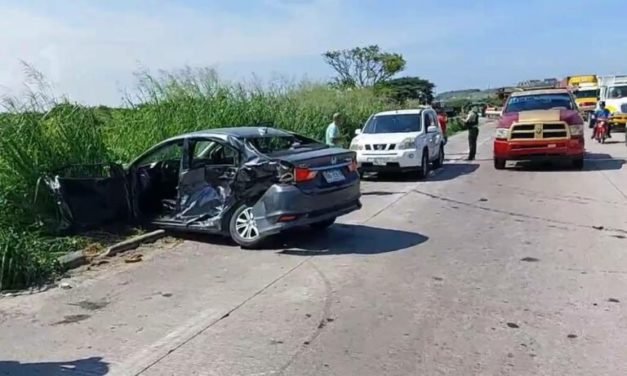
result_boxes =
[498,109,582,128]
[353,132,421,144]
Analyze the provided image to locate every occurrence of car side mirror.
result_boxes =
[427,125,438,133]
[354,129,361,135]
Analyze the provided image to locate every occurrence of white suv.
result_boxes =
[350,108,445,179]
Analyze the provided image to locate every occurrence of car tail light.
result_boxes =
[348,159,358,172]
[294,167,317,182]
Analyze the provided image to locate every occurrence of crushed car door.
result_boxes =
[43,163,132,232]
[172,138,241,228]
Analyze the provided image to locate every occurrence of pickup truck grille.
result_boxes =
[365,144,396,151]
[510,123,568,140]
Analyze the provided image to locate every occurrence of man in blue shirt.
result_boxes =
[326,113,343,146]
[591,101,612,139]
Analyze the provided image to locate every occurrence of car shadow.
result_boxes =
[512,153,624,172]
[273,224,428,255]
[0,357,109,376]
[360,163,479,183]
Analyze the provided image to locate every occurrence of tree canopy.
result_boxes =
[378,77,435,104]
[323,45,406,88]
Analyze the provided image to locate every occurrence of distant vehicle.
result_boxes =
[567,75,599,120]
[493,88,585,170]
[350,108,445,179]
[598,75,627,130]
[45,127,362,247]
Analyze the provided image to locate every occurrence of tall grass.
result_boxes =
[0,67,398,290]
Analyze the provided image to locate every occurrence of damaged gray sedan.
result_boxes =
[46,127,362,247]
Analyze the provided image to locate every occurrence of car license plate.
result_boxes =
[322,169,345,183]
[547,144,556,148]
[368,158,388,166]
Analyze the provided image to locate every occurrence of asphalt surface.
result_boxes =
[1,119,627,376]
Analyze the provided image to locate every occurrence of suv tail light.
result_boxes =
[294,167,317,182]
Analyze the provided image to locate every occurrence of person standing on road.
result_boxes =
[437,109,448,144]
[463,106,480,160]
[326,112,343,147]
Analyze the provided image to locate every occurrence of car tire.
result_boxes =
[310,217,336,230]
[433,145,444,169]
[494,158,506,170]
[417,151,429,180]
[572,157,584,170]
[229,203,266,248]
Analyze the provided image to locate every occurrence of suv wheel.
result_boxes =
[433,145,444,169]
[229,204,266,248]
[417,151,429,180]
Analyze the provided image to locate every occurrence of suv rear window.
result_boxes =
[505,94,575,112]
[363,114,422,134]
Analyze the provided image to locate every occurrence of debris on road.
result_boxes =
[608,298,620,303]
[60,282,73,290]
[567,334,578,339]
[507,322,520,329]
[520,257,539,262]
[593,225,605,230]
[125,254,143,263]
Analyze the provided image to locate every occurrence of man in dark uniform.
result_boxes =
[463,106,480,160]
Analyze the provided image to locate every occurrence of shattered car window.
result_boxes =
[245,135,324,156]
[136,140,184,166]
[192,140,239,166]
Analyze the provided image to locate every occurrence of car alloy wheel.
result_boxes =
[235,207,259,240]
[418,152,429,179]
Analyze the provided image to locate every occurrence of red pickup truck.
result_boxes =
[493,88,585,170]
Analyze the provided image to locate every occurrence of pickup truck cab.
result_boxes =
[350,108,445,179]
[493,88,585,170]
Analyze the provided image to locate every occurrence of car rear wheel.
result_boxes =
[494,158,506,170]
[572,157,584,170]
[310,217,336,230]
[433,145,444,169]
[417,151,429,180]
[229,204,266,248]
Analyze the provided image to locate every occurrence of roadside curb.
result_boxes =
[56,229,167,271]
[102,229,166,257]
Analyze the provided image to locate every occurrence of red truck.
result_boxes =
[493,88,585,170]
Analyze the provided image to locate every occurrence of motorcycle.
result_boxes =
[594,117,609,144]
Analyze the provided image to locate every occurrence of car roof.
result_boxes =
[510,88,571,97]
[373,107,431,116]
[181,126,293,139]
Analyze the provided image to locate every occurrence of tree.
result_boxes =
[378,77,436,104]
[323,45,406,88]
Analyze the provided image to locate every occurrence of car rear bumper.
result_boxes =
[494,138,584,161]
[251,182,362,235]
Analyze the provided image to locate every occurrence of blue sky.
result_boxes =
[1,0,626,105]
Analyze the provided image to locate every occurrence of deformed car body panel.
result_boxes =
[43,127,362,240]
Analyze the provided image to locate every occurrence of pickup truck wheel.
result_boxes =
[494,158,506,170]
[433,145,445,169]
[417,151,429,180]
[572,157,584,170]
[229,204,266,248]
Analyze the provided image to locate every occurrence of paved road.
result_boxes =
[1,120,627,376]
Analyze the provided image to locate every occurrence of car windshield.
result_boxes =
[574,89,599,99]
[505,94,575,112]
[245,135,324,155]
[607,85,627,99]
[362,114,422,134]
